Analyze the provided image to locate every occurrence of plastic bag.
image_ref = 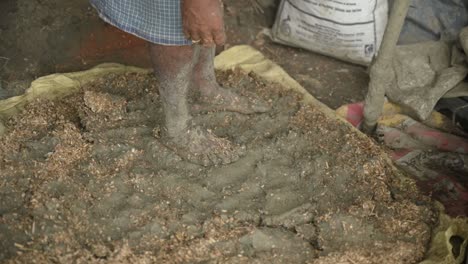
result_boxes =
[271,0,388,65]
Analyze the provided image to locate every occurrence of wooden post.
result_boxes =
[362,0,411,134]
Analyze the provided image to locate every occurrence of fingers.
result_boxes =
[184,29,212,46]
[202,39,214,47]
[200,31,214,47]
[185,27,225,47]
[189,31,202,43]
[213,29,226,46]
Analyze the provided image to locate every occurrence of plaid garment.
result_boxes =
[90,0,192,46]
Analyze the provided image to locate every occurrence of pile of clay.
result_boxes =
[0,70,436,263]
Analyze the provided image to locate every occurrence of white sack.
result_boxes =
[272,0,388,65]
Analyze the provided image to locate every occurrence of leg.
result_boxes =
[151,44,194,136]
[191,46,270,114]
[149,44,244,166]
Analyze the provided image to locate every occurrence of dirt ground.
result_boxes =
[0,0,368,109]
[0,0,93,85]
[0,71,436,263]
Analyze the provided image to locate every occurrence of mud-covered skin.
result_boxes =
[150,44,193,136]
[191,46,271,114]
[162,125,246,167]
[150,44,267,166]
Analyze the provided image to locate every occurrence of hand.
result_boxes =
[182,0,226,47]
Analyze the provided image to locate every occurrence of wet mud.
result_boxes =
[0,70,436,263]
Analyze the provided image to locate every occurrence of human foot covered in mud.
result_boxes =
[191,84,271,114]
[159,125,246,167]
[191,46,270,115]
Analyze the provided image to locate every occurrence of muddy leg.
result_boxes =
[191,46,270,114]
[150,44,244,166]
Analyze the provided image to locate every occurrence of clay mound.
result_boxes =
[0,70,435,263]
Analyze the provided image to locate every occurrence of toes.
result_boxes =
[227,152,240,164]
[236,99,271,114]
[191,103,224,114]
[162,127,246,167]
[199,154,213,167]
[219,144,244,165]
[172,146,213,167]
[218,151,234,165]
[208,153,223,166]
[250,100,271,113]
[237,144,247,156]
[191,100,271,115]
[194,87,271,115]
[191,104,203,114]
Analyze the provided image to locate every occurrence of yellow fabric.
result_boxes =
[0,63,150,123]
[421,204,468,264]
[335,101,457,133]
[379,102,452,131]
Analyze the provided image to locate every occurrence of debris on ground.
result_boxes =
[337,101,468,217]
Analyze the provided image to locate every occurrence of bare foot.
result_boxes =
[162,126,245,166]
[191,85,271,114]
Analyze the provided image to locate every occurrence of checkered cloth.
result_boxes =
[90,0,192,46]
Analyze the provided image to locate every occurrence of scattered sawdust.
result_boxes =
[0,70,436,263]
